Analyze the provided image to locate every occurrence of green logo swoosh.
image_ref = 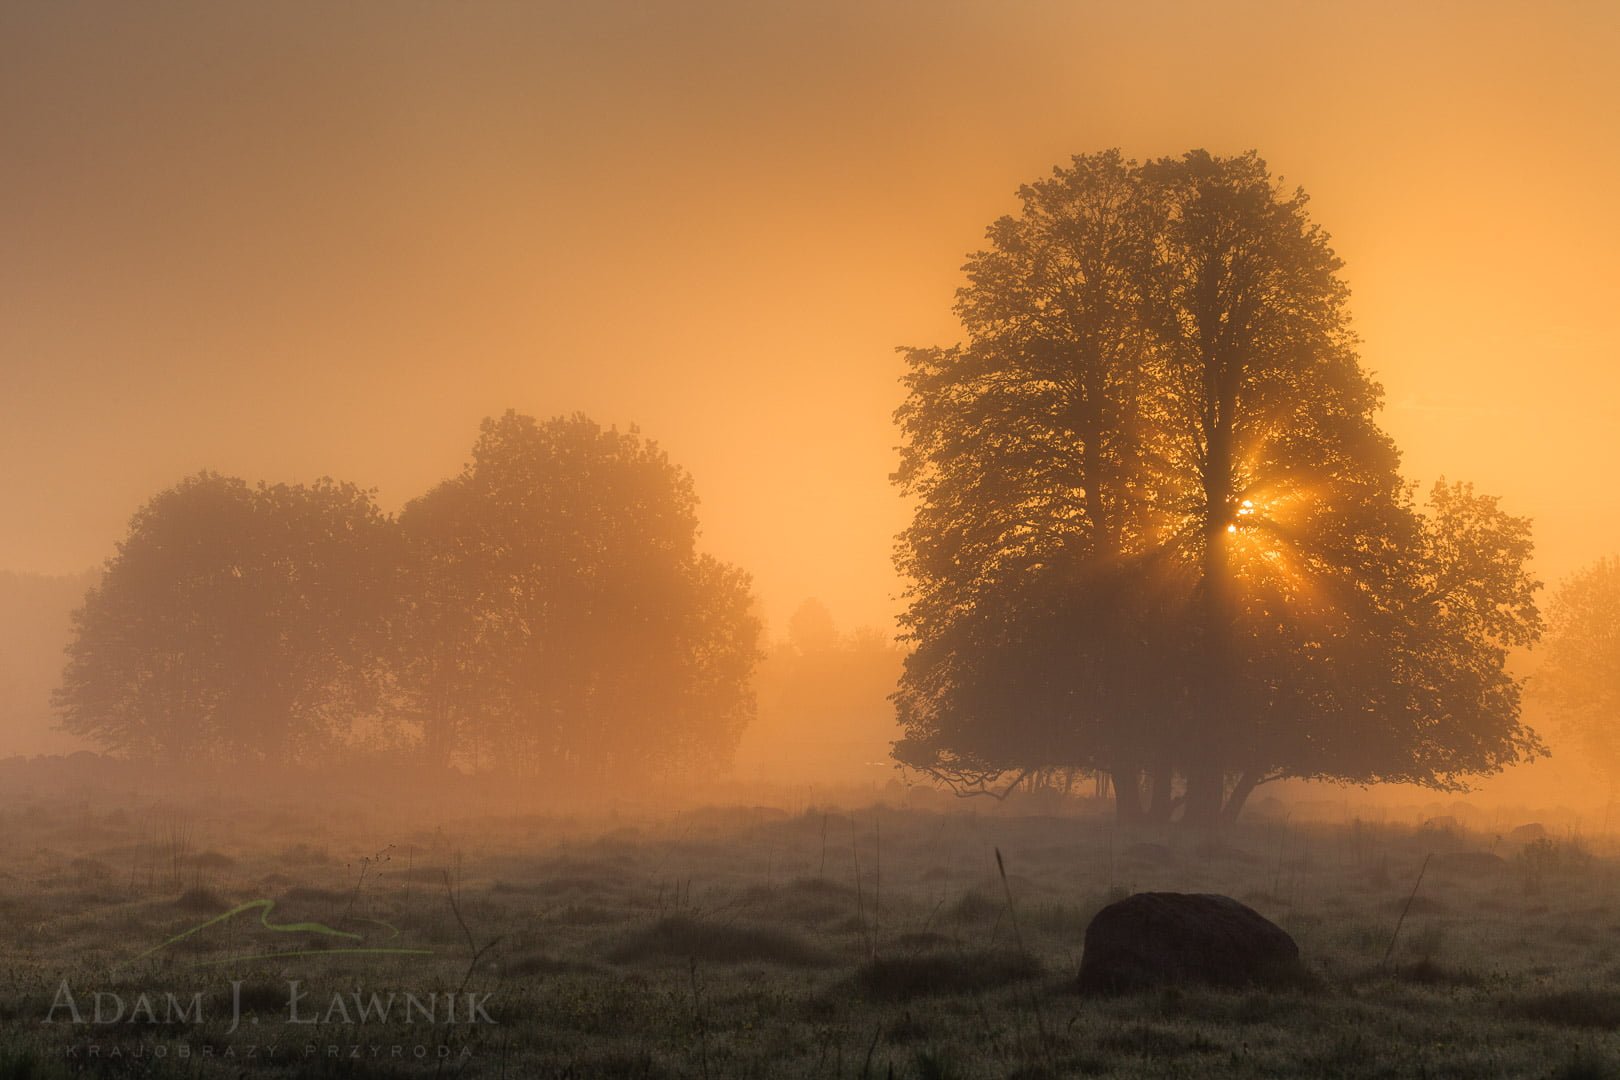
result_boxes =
[132,899,435,967]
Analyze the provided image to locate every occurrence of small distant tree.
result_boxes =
[738,599,905,785]
[395,411,761,782]
[1537,556,1620,792]
[54,472,394,765]
[0,567,101,756]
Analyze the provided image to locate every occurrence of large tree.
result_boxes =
[394,411,761,782]
[55,473,394,765]
[894,150,1542,824]
[1132,149,1417,822]
[894,150,1178,810]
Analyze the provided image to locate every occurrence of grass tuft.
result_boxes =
[1550,1045,1620,1080]
[173,886,227,913]
[854,948,1043,1001]
[1505,989,1620,1029]
[503,950,601,977]
[947,890,1001,924]
[607,915,830,967]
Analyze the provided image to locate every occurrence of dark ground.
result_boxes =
[0,790,1614,1078]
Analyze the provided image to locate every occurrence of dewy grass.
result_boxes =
[607,915,831,968]
[1505,989,1620,1029]
[4,798,1619,1077]
[853,948,1044,1001]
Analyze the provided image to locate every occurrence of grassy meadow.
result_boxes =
[0,787,1617,1079]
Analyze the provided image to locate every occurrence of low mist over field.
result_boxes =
[3,1,1620,1076]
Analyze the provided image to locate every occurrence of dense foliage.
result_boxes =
[55,474,394,765]
[395,411,760,779]
[893,150,1542,823]
[55,413,761,780]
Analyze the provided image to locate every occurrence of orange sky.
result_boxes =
[3,1,1618,636]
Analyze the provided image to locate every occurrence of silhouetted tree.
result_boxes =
[894,150,1178,815]
[1133,149,1415,822]
[1535,555,1620,793]
[894,149,1543,824]
[395,411,761,782]
[1211,480,1542,822]
[54,473,394,764]
[786,598,840,655]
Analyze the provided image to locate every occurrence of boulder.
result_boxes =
[1078,892,1305,993]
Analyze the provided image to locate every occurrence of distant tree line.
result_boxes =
[1535,557,1620,797]
[0,569,102,756]
[54,411,762,781]
[893,149,1543,825]
[735,599,906,786]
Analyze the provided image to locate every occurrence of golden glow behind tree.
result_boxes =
[893,150,1543,825]
[1137,150,1413,823]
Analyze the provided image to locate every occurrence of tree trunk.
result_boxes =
[1220,769,1265,826]
[1184,523,1235,829]
[1144,758,1175,824]
[1111,767,1145,824]
[1191,354,1240,827]
[1181,758,1224,828]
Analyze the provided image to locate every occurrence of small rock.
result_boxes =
[1078,892,1305,994]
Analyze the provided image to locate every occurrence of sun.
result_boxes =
[1227,499,1257,534]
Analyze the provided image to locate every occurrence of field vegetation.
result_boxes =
[0,787,1616,1078]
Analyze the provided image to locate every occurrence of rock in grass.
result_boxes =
[1078,892,1304,994]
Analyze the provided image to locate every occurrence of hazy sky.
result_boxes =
[4,0,1617,635]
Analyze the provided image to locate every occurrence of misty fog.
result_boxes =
[3,3,1619,1078]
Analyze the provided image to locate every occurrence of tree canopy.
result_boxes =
[395,411,761,781]
[55,473,394,765]
[893,149,1542,824]
[55,412,762,786]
